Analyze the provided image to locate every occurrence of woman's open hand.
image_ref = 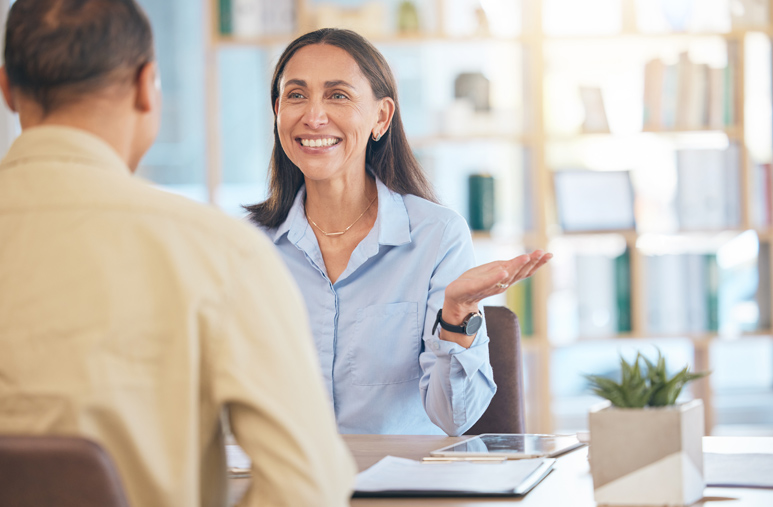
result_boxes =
[439,250,552,347]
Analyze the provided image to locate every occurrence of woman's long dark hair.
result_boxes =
[245,28,437,228]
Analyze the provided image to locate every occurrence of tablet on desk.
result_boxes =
[430,433,585,459]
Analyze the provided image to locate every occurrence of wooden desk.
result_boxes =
[231,435,773,506]
[346,435,773,506]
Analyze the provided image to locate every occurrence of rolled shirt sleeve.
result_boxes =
[419,215,497,436]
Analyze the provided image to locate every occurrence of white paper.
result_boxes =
[705,453,773,488]
[226,443,251,471]
[355,455,548,494]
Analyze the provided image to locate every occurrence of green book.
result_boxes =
[219,0,232,36]
[506,277,533,337]
[468,174,495,231]
[615,249,632,333]
[705,254,719,332]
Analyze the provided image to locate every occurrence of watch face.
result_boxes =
[465,313,483,336]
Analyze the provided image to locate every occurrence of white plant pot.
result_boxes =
[589,399,705,506]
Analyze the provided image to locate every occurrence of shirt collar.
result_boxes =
[270,187,309,244]
[269,174,412,247]
[1,125,131,176]
[374,176,411,246]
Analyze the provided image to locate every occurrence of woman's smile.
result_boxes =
[297,136,342,149]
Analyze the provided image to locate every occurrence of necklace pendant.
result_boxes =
[306,193,378,238]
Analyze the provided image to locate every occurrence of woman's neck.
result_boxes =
[304,173,378,233]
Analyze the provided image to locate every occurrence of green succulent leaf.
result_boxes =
[585,348,711,408]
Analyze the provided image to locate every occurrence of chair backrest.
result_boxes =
[0,435,131,507]
[466,305,526,434]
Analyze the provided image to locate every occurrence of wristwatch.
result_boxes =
[432,309,483,336]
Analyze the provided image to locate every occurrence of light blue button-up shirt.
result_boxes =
[264,177,496,436]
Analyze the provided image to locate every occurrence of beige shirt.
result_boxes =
[0,126,355,506]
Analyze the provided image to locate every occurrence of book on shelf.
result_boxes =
[725,40,739,128]
[708,66,725,130]
[233,0,261,38]
[642,43,737,131]
[615,249,632,333]
[758,241,771,331]
[468,174,495,231]
[684,254,710,333]
[706,254,719,333]
[506,277,532,337]
[219,0,232,36]
[683,62,709,129]
[675,52,709,129]
[676,143,741,231]
[578,86,609,133]
[572,250,631,338]
[576,254,617,338]
[646,254,719,335]
[643,58,664,129]
[660,59,678,129]
[263,0,295,36]
[218,0,295,37]
[751,163,772,228]
[646,254,685,335]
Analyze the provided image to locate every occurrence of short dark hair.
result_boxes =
[245,28,437,229]
[4,0,154,113]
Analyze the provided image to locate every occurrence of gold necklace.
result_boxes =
[306,195,377,237]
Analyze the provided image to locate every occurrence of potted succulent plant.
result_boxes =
[586,351,710,506]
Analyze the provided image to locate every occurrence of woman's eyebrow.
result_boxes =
[282,79,355,90]
[283,78,307,88]
[324,80,355,90]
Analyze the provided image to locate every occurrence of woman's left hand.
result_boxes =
[439,250,552,346]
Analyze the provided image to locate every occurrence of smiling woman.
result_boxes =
[274,43,392,209]
[245,28,551,436]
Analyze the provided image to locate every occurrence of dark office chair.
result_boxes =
[0,435,131,507]
[466,305,526,434]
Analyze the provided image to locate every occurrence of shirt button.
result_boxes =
[432,342,440,351]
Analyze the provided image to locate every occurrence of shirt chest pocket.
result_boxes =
[349,302,422,386]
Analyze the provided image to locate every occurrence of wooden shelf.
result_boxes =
[543,330,773,348]
[213,33,525,48]
[213,34,294,47]
[641,126,742,138]
[409,133,530,147]
[543,29,766,42]
[555,229,638,240]
[470,230,540,245]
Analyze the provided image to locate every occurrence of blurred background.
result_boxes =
[2,0,772,436]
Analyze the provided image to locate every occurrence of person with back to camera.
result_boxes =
[0,1,355,506]
[246,28,552,436]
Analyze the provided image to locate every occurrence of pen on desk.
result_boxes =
[421,456,507,464]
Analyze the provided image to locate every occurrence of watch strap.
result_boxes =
[432,309,468,335]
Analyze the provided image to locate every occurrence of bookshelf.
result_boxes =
[204,0,773,435]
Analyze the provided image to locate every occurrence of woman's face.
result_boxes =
[275,43,393,184]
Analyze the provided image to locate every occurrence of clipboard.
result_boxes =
[353,455,555,497]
